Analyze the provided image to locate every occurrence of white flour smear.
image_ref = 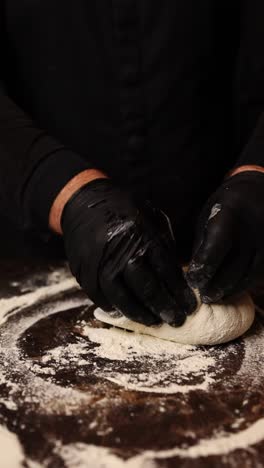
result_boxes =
[56,416,264,467]
[0,265,263,466]
[0,425,25,468]
[0,269,92,415]
[0,273,78,326]
[76,325,217,393]
[31,329,217,394]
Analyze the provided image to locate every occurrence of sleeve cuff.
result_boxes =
[22,149,92,234]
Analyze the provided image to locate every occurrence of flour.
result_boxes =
[24,306,219,395]
[0,269,92,417]
[0,273,78,326]
[34,333,217,394]
[0,398,17,411]
[56,416,264,467]
[0,265,263,467]
[76,324,217,393]
[0,425,25,468]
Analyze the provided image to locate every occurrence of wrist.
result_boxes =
[226,165,264,179]
[49,169,108,234]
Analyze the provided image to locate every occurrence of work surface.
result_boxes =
[0,259,263,468]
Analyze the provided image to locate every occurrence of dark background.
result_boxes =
[0,215,65,260]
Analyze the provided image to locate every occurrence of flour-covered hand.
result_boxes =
[61,179,196,326]
[187,172,264,303]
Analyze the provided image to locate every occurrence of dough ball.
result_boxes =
[94,293,255,346]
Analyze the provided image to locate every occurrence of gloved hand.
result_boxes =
[61,178,197,326]
[187,171,264,303]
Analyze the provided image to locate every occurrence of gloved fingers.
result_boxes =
[64,231,94,281]
[147,241,197,316]
[229,249,263,297]
[198,246,253,303]
[187,206,236,291]
[101,276,160,326]
[67,252,82,284]
[79,262,113,311]
[152,209,175,247]
[123,254,186,326]
[141,202,175,249]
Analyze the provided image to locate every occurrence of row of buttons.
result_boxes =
[112,0,146,157]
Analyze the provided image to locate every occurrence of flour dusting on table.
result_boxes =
[76,324,217,393]
[0,264,263,467]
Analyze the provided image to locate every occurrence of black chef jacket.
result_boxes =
[0,1,264,256]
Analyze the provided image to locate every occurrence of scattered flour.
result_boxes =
[0,398,17,411]
[76,325,217,393]
[0,275,78,326]
[0,270,92,416]
[0,265,263,466]
[56,416,264,467]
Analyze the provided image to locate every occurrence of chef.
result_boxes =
[1,1,264,326]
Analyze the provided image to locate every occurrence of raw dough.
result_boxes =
[94,293,255,346]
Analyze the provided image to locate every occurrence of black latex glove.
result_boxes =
[187,171,264,303]
[61,178,197,326]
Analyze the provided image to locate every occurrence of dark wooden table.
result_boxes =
[0,257,264,468]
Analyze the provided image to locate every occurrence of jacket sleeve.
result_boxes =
[233,0,264,168]
[0,81,90,232]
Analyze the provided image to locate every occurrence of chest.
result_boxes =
[5,0,236,64]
